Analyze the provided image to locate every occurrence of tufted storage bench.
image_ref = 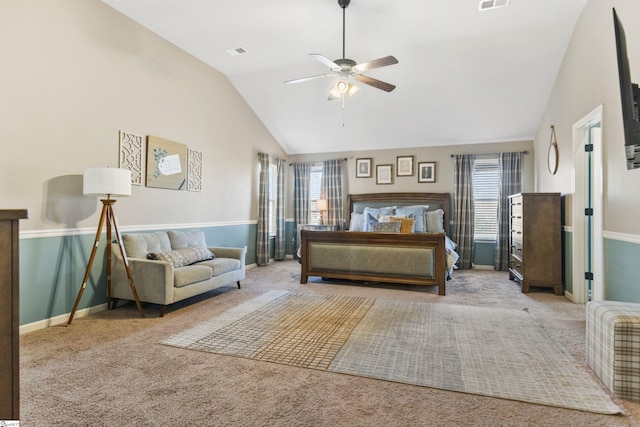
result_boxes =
[586,301,640,401]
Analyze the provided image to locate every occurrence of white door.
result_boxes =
[572,105,604,303]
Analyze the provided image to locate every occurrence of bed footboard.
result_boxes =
[300,230,446,295]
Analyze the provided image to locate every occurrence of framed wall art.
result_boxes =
[418,162,436,183]
[146,135,188,190]
[356,158,372,178]
[376,164,393,185]
[396,155,414,176]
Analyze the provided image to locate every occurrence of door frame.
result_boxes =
[571,105,604,303]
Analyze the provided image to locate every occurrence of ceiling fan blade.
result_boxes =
[355,75,396,92]
[310,53,341,70]
[284,74,332,84]
[353,56,398,73]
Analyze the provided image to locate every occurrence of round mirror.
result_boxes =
[548,143,558,175]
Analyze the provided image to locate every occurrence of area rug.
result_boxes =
[161,290,621,415]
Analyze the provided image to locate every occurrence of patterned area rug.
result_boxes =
[161,291,621,414]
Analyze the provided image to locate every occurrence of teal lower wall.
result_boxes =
[562,230,639,303]
[604,237,640,303]
[473,241,496,266]
[563,230,573,295]
[19,221,297,327]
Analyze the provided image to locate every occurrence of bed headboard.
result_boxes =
[346,192,451,234]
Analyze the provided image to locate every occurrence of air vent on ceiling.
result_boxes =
[224,47,247,56]
[479,0,510,11]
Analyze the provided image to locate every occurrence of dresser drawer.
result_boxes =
[509,256,524,277]
[510,240,523,257]
[510,199,523,217]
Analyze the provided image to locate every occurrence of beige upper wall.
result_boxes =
[534,0,639,233]
[0,0,285,232]
[287,140,534,217]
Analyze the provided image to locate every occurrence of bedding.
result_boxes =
[300,192,459,293]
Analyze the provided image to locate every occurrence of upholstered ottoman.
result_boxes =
[586,301,640,401]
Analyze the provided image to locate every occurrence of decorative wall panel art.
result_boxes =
[146,135,188,190]
[188,149,203,192]
[118,131,144,186]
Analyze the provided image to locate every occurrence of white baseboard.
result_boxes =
[564,290,574,303]
[473,265,495,271]
[20,303,109,335]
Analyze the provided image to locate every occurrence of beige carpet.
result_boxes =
[162,290,621,415]
[19,261,640,426]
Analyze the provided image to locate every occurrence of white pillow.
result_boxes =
[349,212,365,231]
[425,209,445,233]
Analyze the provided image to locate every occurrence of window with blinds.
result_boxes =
[473,157,499,241]
[309,164,323,224]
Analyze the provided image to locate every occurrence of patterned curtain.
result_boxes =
[453,154,475,269]
[274,158,286,261]
[256,152,270,266]
[321,159,344,228]
[293,162,311,250]
[494,152,523,270]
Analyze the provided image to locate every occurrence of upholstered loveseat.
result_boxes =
[110,229,246,316]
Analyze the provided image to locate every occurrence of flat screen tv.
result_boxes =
[613,8,640,170]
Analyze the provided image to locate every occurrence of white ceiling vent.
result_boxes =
[224,47,247,56]
[479,0,510,11]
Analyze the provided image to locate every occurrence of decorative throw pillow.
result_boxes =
[147,247,214,268]
[388,216,416,233]
[349,212,365,231]
[362,206,396,231]
[369,221,402,233]
[425,209,445,233]
[396,205,429,232]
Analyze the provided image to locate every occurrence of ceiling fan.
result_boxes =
[285,0,398,100]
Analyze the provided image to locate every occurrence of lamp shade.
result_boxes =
[316,199,328,211]
[83,167,131,197]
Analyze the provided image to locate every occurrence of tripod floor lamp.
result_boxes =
[67,167,145,325]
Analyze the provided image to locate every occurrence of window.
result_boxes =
[268,163,278,236]
[309,164,323,225]
[473,157,499,241]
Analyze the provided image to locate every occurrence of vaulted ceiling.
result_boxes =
[101,0,588,154]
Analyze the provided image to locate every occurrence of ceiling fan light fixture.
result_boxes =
[329,80,359,99]
[347,82,360,97]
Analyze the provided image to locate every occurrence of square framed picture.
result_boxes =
[376,164,393,185]
[418,162,436,183]
[396,155,414,176]
[356,158,372,178]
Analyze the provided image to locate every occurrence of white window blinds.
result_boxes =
[473,157,499,241]
[309,164,323,225]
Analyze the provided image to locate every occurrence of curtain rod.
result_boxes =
[450,150,528,158]
[289,157,347,166]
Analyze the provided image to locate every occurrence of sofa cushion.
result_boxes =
[198,258,242,277]
[148,247,214,268]
[123,232,172,259]
[167,229,207,250]
[173,265,213,288]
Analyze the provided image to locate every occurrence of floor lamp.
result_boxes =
[67,167,145,325]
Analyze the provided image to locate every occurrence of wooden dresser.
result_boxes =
[0,209,27,421]
[508,193,562,295]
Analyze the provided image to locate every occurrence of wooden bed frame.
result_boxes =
[300,192,452,295]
